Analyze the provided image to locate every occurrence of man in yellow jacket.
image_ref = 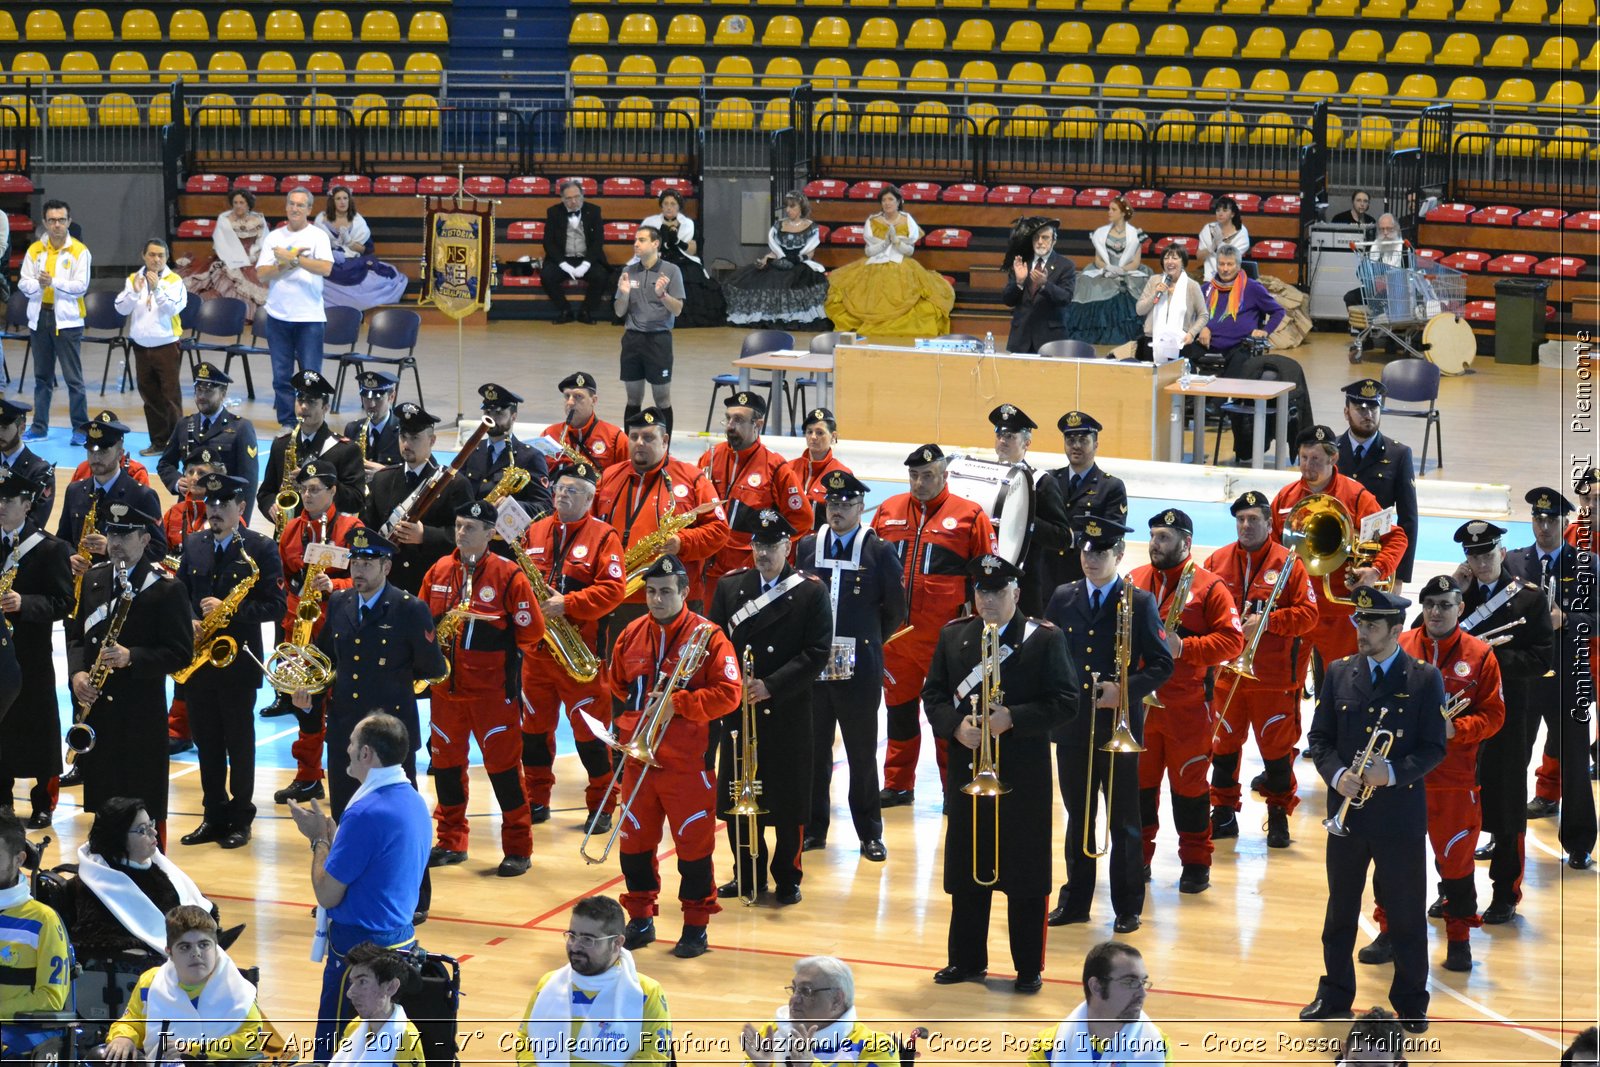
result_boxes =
[0,812,72,1058]
[740,957,898,1067]
[17,199,92,445]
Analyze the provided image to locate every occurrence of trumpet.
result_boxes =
[1283,494,1392,607]
[727,647,766,906]
[1323,707,1394,836]
[962,622,1010,887]
[1084,582,1142,858]
[273,420,303,540]
[1143,559,1194,709]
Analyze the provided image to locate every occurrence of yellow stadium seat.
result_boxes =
[215,9,255,40]
[409,12,449,43]
[24,10,65,40]
[1151,65,1193,98]
[1251,111,1304,145]
[157,51,197,83]
[1174,0,1216,9]
[1221,0,1263,11]
[265,10,305,40]
[1245,68,1289,101]
[1197,66,1241,99]
[665,55,705,85]
[1051,62,1095,95]
[1100,63,1143,97]
[1394,117,1423,150]
[761,56,803,87]
[803,0,843,6]
[1201,110,1245,143]
[858,17,898,48]
[814,97,851,132]
[1532,37,1577,69]
[711,98,754,131]
[990,0,1031,8]
[1147,24,1189,55]
[1503,0,1547,17]
[1437,33,1481,64]
[907,18,947,49]
[1408,0,1450,15]
[860,100,900,134]
[1339,29,1384,62]
[1271,0,1313,11]
[1362,0,1406,14]
[759,97,791,131]
[1345,71,1389,102]
[664,97,698,130]
[849,0,888,7]
[1583,41,1600,71]
[1098,23,1140,54]
[668,14,706,44]
[1104,105,1147,139]
[1483,36,1528,67]
[857,57,900,89]
[1241,27,1285,58]
[1554,0,1595,20]
[97,92,140,126]
[1003,61,1047,93]
[1387,32,1432,64]
[1295,69,1340,101]
[251,92,292,126]
[957,60,998,93]
[400,93,439,127]
[1541,79,1585,109]
[305,52,346,84]
[1495,122,1540,156]
[1443,76,1485,106]
[1049,22,1092,52]
[908,59,948,92]
[1395,73,1437,105]
[109,51,151,84]
[354,52,396,84]
[1455,0,1498,18]
[312,10,352,40]
[616,54,656,86]
[1316,0,1357,13]
[47,94,89,127]
[0,95,39,127]
[1128,0,1169,10]
[758,0,799,6]
[811,57,851,89]
[714,14,754,45]
[1491,77,1535,110]
[1450,118,1490,151]
[9,52,50,81]
[1005,103,1052,137]
[1194,26,1237,57]
[569,13,609,43]
[207,52,248,85]
[567,96,606,130]
[359,10,401,41]
[72,9,114,40]
[350,92,386,122]
[808,16,848,47]
[1002,21,1045,50]
[59,52,101,84]
[761,14,801,46]
[965,101,1000,132]
[942,0,982,7]
[953,18,995,50]
[1156,109,1196,139]
[713,55,755,87]
[197,92,240,126]
[0,12,16,40]
[1545,125,1589,159]
[570,54,608,87]
[1289,28,1334,60]
[404,53,442,84]
[1081,0,1123,8]
[619,13,658,44]
[1054,105,1097,138]
[909,101,950,135]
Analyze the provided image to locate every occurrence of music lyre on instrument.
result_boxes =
[727,646,766,905]
[962,622,1010,887]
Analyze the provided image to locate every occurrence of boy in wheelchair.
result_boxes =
[327,942,425,1067]
[0,813,73,1060]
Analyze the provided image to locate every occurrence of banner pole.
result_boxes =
[456,315,464,431]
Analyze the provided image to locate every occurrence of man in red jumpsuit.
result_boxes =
[607,555,742,959]
[421,499,546,877]
[540,371,628,476]
[1204,490,1319,848]
[519,459,627,832]
[1129,508,1242,894]
[870,444,996,806]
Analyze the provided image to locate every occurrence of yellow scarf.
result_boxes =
[1207,278,1244,321]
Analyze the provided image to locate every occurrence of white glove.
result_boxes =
[571,261,591,279]
[559,262,579,279]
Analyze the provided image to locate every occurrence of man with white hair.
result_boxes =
[256,187,334,428]
[740,956,897,1067]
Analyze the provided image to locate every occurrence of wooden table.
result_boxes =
[1164,377,1296,470]
[732,350,834,435]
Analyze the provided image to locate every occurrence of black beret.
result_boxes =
[558,372,598,393]
[1230,490,1271,515]
[725,390,768,417]
[1295,425,1339,450]
[904,444,945,468]
[1148,508,1194,535]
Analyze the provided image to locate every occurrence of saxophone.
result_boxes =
[1143,559,1195,709]
[66,560,134,758]
[484,464,531,507]
[273,421,303,539]
[0,553,19,634]
[414,554,477,695]
[172,549,260,683]
[621,498,721,597]
[69,492,99,620]
[506,535,600,682]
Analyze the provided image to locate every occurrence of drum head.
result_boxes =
[1422,313,1476,375]
[944,457,1036,564]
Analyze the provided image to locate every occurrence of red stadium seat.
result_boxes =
[604,221,638,242]
[803,179,848,199]
[507,221,546,241]
[1516,208,1566,228]
[1123,189,1166,210]
[1565,211,1600,231]
[1075,187,1121,207]
[0,175,36,195]
[1031,186,1076,206]
[1166,191,1214,212]
[942,183,988,203]
[1485,254,1537,274]
[1226,192,1262,213]
[502,275,540,288]
[372,176,417,195]
[986,185,1033,205]
[509,176,552,195]
[329,175,371,194]
[1535,256,1585,277]
[832,225,867,245]
[464,176,506,196]
[282,174,326,194]
[1153,235,1199,255]
[650,178,696,197]
[233,174,277,193]
[901,182,942,202]
[176,219,216,238]
[1462,299,1496,322]
[925,228,972,248]
[1427,203,1476,223]
[1416,248,1444,262]
[554,177,599,196]
[416,175,460,195]
[1471,205,1521,226]
[186,174,230,193]
[1250,239,1296,259]
[1441,250,1491,271]
[1262,193,1300,215]
[848,180,891,200]
[602,177,647,197]
[814,225,831,244]
[6,214,29,237]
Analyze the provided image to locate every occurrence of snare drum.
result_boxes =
[944,456,1036,564]
[1422,312,1476,375]
[818,639,857,681]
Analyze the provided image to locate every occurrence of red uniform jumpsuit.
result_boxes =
[696,440,811,604]
[421,550,546,859]
[162,496,209,744]
[593,455,730,613]
[519,511,627,816]
[278,507,363,786]
[1270,472,1409,666]
[783,449,853,533]
[870,488,995,792]
[1379,627,1505,943]
[1539,518,1599,801]
[608,607,742,927]
[1129,561,1243,866]
[540,414,628,475]
[1203,539,1319,814]
[72,456,150,486]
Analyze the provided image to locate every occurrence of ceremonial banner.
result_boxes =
[423,205,494,320]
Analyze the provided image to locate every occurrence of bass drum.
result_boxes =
[1422,312,1476,375]
[944,457,1035,564]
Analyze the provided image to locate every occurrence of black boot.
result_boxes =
[1357,931,1394,964]
[1266,807,1291,848]
[1211,807,1239,839]
[1443,940,1472,972]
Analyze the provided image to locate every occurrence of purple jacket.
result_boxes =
[1201,276,1285,351]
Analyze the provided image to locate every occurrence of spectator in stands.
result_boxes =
[542,180,613,325]
[825,186,955,337]
[724,191,828,329]
[103,905,267,1063]
[1330,190,1380,241]
[1134,246,1207,364]
[257,187,335,429]
[181,190,269,318]
[740,956,898,1067]
[1066,198,1149,345]
[1333,1007,1408,1065]
[333,942,425,1067]
[116,239,189,458]
[1024,941,1168,1065]
[1198,246,1284,378]
[1198,196,1251,283]
[1564,1026,1598,1065]
[1001,220,1076,354]
[0,811,72,1059]
[0,209,10,300]
[638,189,725,328]
[18,199,92,446]
[316,186,409,312]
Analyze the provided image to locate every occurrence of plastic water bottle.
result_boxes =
[983,331,995,354]
[1178,358,1193,388]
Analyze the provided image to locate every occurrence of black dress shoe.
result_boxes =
[1047,905,1090,927]
[802,834,826,852]
[1266,807,1291,849]
[1400,1016,1428,1035]
[623,917,655,949]
[1211,807,1239,839]
[1141,863,1152,883]
[1013,973,1043,994]
[1178,864,1210,894]
[860,839,887,862]
[1298,998,1354,1022]
[717,879,764,899]
[528,804,551,824]
[1443,940,1472,972]
[1113,914,1141,934]
[576,310,594,325]
[554,308,575,324]
[24,811,51,830]
[1427,890,1447,918]
[274,779,324,804]
[1357,931,1394,964]
[1474,835,1495,860]
[1526,796,1560,818]
[260,695,297,718]
[1482,899,1517,924]
[775,886,802,906]
[672,925,709,958]
[585,810,612,834]
[879,788,914,808]
[1569,851,1594,870]
[58,765,83,788]
[932,964,986,985]
[219,828,251,850]
[428,846,468,867]
[497,855,532,877]
[168,738,194,756]
[181,822,227,846]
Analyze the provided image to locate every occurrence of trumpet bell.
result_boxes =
[617,734,663,768]
[1100,722,1145,754]
[961,770,1012,797]
[257,642,334,695]
[1322,815,1350,837]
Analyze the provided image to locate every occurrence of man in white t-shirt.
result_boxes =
[257,187,334,429]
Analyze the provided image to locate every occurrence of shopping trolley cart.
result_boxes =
[1349,243,1472,373]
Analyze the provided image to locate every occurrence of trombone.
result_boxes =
[1209,553,1298,747]
[727,647,766,905]
[962,622,1010,887]
[1083,582,1143,858]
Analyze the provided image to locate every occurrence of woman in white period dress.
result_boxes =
[314,185,409,311]
[1065,196,1150,344]
[180,189,269,316]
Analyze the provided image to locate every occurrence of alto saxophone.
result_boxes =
[1143,559,1195,709]
[70,492,99,620]
[484,464,531,507]
[507,535,600,682]
[66,560,134,758]
[0,553,19,634]
[621,498,720,597]
[273,420,303,539]
[414,555,477,695]
[172,548,260,683]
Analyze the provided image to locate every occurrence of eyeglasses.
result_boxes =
[1107,975,1154,991]
[784,985,836,998]
[128,824,159,837]
[563,931,621,949]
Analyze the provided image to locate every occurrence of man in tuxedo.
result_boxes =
[1001,222,1076,354]
[541,180,613,324]
[1336,379,1418,589]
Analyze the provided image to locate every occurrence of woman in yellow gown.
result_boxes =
[824,187,955,337]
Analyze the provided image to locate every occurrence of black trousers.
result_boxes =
[1532,673,1597,856]
[1317,829,1430,1019]
[726,819,804,891]
[947,885,1048,977]
[1478,699,1531,903]
[540,256,614,316]
[187,668,259,828]
[1056,741,1144,918]
[809,680,883,842]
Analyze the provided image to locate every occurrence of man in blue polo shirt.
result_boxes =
[290,711,431,1061]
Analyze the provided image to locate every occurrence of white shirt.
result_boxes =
[257,223,333,322]
[113,268,188,347]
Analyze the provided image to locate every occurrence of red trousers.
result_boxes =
[883,630,948,792]
[430,687,532,857]
[167,696,190,743]
[1210,675,1302,813]
[293,721,327,783]
[1535,751,1561,802]
[1376,786,1483,942]
[616,765,721,925]
[520,653,614,813]
[1138,696,1214,866]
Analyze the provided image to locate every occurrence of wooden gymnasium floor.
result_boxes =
[10,322,1596,1064]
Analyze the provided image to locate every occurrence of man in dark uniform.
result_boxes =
[460,383,553,521]
[157,362,259,521]
[361,403,474,595]
[1300,587,1446,1034]
[796,471,904,861]
[926,554,1076,992]
[989,404,1071,617]
[257,370,364,525]
[1335,379,1418,590]
[1046,411,1129,587]
[175,474,286,850]
[1044,517,1172,934]
[344,370,402,471]
[58,417,167,585]
[65,503,193,841]
[708,509,833,905]
[1453,519,1555,919]
[0,470,71,828]
[1508,486,1597,869]
[0,398,59,527]
[1001,220,1077,355]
